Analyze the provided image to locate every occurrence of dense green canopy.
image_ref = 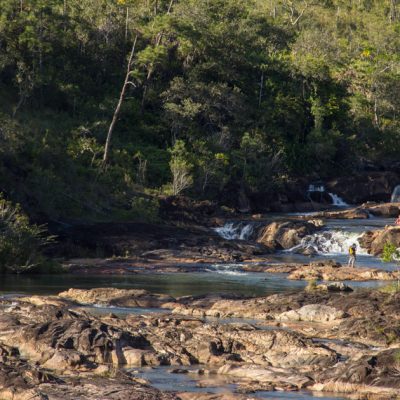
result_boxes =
[0,0,399,219]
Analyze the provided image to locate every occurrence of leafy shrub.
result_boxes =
[168,140,193,196]
[0,196,53,273]
[379,282,400,294]
[381,242,400,292]
[130,196,160,223]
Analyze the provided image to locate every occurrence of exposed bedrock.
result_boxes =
[359,226,400,256]
[1,288,400,398]
[255,220,320,250]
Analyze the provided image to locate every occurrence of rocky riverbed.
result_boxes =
[1,286,400,399]
[4,199,400,399]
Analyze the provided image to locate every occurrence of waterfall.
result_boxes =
[214,222,254,240]
[288,230,368,256]
[391,185,400,203]
[328,193,349,207]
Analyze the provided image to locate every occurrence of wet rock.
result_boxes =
[256,220,319,250]
[318,282,353,292]
[277,304,346,322]
[58,288,175,308]
[309,260,342,268]
[359,226,400,256]
[298,246,318,256]
[310,208,370,219]
[362,202,400,218]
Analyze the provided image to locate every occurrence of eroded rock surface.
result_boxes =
[244,260,399,282]
[1,287,400,398]
[59,288,175,308]
[359,226,400,256]
[277,304,346,322]
[256,220,319,250]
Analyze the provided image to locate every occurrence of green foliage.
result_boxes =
[168,140,193,196]
[382,242,400,292]
[393,350,400,365]
[0,195,52,273]
[130,196,160,223]
[382,242,400,263]
[0,0,399,220]
[379,282,400,294]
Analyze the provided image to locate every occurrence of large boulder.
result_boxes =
[359,226,400,256]
[256,220,319,250]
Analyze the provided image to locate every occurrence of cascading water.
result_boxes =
[391,185,400,203]
[288,230,368,256]
[214,222,254,240]
[206,263,248,275]
[328,193,349,207]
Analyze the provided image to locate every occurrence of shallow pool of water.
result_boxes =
[130,366,348,399]
[0,268,390,298]
[0,271,307,297]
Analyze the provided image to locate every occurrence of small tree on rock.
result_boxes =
[169,140,193,196]
[382,242,400,292]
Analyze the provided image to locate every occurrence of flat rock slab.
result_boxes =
[277,304,347,322]
[264,263,399,281]
[58,288,175,307]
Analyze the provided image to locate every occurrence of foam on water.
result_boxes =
[328,192,349,207]
[288,230,369,256]
[214,222,254,240]
[206,263,248,276]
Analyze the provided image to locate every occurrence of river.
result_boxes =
[1,210,396,400]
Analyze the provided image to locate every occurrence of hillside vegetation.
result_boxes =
[0,0,399,221]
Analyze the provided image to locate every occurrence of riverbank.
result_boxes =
[1,286,400,399]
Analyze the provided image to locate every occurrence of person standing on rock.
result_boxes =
[348,244,357,268]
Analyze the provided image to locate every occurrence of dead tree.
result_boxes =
[103,35,138,164]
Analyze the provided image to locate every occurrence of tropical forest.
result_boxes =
[1,1,400,399]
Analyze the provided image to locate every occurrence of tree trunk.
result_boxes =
[103,35,138,164]
[374,96,379,127]
[125,7,129,42]
[258,71,264,107]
